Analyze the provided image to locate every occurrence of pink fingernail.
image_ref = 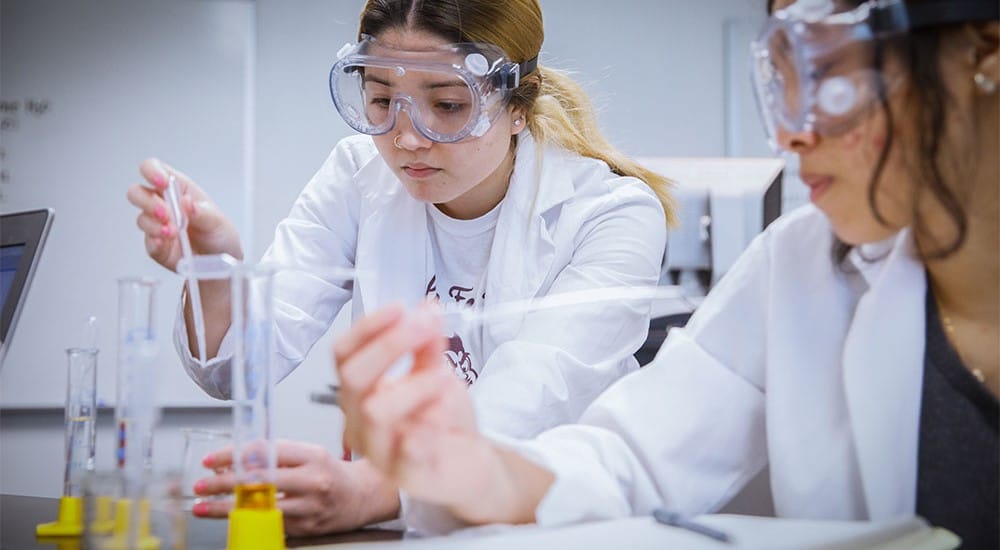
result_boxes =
[193,479,208,494]
[152,173,166,187]
[160,224,171,237]
[154,205,166,221]
[202,454,215,467]
[192,502,209,515]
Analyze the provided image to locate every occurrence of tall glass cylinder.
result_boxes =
[115,277,160,497]
[63,347,97,497]
[230,263,277,509]
[178,254,284,546]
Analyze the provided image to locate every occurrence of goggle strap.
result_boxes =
[906,1,999,30]
[520,55,539,77]
[493,55,538,90]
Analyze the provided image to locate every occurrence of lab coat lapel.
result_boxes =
[354,157,429,313]
[842,229,925,519]
[483,133,569,347]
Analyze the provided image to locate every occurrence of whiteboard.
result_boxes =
[0,0,253,407]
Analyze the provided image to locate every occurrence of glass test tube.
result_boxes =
[230,262,278,510]
[115,277,160,496]
[63,347,98,497]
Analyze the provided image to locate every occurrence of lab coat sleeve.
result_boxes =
[505,227,774,526]
[173,139,367,398]
[469,180,666,438]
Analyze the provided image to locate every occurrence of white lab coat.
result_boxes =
[176,131,667,439]
[472,204,927,529]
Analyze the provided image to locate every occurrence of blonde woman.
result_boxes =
[126,0,673,535]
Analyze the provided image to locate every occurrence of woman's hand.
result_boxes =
[192,440,401,535]
[333,303,478,500]
[126,157,243,272]
[332,303,552,524]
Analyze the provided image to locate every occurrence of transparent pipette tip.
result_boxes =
[165,173,187,231]
[83,316,99,351]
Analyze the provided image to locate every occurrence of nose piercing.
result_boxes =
[393,134,404,149]
[974,72,997,95]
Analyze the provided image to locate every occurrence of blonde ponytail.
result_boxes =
[524,66,677,226]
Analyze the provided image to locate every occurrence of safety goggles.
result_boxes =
[751,0,999,151]
[330,35,537,143]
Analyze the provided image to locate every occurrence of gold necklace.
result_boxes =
[940,314,987,384]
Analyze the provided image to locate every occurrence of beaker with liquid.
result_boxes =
[177,254,284,549]
[35,345,98,537]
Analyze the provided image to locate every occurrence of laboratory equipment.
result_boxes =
[637,157,784,294]
[177,253,285,549]
[331,36,536,143]
[35,318,99,537]
[165,173,208,367]
[180,427,232,510]
[228,259,283,550]
[385,284,695,381]
[113,277,161,549]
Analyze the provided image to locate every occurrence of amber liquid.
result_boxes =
[234,482,277,510]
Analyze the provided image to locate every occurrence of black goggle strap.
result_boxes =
[490,54,539,90]
[905,0,999,30]
[520,55,539,77]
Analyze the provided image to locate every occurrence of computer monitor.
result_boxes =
[1,208,54,368]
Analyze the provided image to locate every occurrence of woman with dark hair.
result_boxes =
[126,0,673,536]
[333,0,999,545]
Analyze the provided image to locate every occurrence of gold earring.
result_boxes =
[974,72,997,95]
[393,134,403,149]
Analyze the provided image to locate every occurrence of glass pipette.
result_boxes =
[165,173,208,367]
[438,284,692,326]
[391,283,692,380]
[317,283,694,399]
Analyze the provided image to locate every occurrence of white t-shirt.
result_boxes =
[424,201,501,385]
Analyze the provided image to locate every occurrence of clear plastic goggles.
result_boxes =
[330,35,533,143]
[751,0,911,151]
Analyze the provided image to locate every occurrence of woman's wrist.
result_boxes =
[450,438,554,526]
[353,459,402,525]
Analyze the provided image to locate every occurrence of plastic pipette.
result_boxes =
[384,284,693,380]
[165,174,208,366]
[439,284,693,326]
[319,283,695,398]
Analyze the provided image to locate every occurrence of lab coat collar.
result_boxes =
[353,150,430,312]
[351,132,575,323]
[841,227,926,519]
[481,131,574,345]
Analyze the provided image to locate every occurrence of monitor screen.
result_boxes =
[1,244,26,310]
[0,209,54,367]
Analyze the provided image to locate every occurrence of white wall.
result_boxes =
[2,0,776,514]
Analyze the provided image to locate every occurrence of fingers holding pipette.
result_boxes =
[129,158,244,268]
[127,183,181,269]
